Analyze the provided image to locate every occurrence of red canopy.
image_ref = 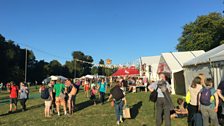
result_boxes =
[112,66,140,76]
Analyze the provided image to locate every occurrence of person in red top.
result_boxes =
[8,81,19,113]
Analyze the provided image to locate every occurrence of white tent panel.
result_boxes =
[210,50,224,62]
[140,56,161,81]
[184,44,224,66]
[161,53,183,73]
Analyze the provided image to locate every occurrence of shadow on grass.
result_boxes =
[74,95,109,112]
[0,103,44,117]
[131,101,142,119]
[74,100,93,112]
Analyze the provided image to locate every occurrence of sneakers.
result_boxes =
[58,112,60,116]
[120,117,123,123]
[116,121,120,125]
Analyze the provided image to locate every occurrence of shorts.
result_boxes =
[55,97,65,106]
[84,85,90,91]
[45,101,52,108]
[10,98,17,105]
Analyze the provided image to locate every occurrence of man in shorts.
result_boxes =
[54,78,67,116]
[8,81,19,113]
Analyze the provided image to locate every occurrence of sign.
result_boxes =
[106,59,112,65]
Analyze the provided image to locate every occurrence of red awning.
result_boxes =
[112,66,140,76]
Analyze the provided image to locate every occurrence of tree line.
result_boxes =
[1,12,224,84]
[0,35,116,84]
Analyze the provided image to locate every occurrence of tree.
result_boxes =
[176,12,224,51]
[91,66,98,75]
[98,59,105,75]
[63,61,74,78]
[48,60,63,75]
[72,51,93,78]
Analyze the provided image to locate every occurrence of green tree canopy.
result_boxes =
[72,51,93,78]
[176,12,224,51]
[98,59,105,75]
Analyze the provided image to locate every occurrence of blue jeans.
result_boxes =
[114,100,123,121]
[100,92,105,104]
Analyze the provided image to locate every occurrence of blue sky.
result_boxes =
[0,0,223,65]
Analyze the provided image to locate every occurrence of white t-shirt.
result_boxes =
[189,84,202,106]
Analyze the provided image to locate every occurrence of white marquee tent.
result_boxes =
[140,56,161,81]
[158,50,205,95]
[183,44,224,92]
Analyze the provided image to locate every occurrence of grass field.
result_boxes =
[0,86,188,126]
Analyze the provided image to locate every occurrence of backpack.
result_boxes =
[41,87,50,100]
[110,86,124,101]
[200,88,212,106]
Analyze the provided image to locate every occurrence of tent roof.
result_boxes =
[140,56,161,65]
[161,50,205,73]
[183,44,224,66]
[112,66,139,76]
[210,49,224,62]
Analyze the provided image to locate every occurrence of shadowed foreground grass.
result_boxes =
[0,89,187,126]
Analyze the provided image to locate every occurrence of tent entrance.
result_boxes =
[174,71,186,96]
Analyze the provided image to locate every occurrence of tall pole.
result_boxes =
[25,48,27,83]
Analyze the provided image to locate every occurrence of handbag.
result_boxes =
[149,86,159,102]
[123,107,131,119]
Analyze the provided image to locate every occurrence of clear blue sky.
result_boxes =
[0,0,223,65]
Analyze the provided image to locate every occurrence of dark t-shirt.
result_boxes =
[67,85,73,94]
[218,81,224,105]
[218,80,224,95]
[122,80,128,87]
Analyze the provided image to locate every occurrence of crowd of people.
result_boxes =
[7,81,29,113]
[3,72,224,126]
[148,73,224,126]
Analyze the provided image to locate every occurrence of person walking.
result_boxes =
[148,73,172,126]
[98,78,107,105]
[108,81,126,125]
[8,81,19,113]
[19,82,29,111]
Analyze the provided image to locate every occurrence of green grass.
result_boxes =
[0,87,188,126]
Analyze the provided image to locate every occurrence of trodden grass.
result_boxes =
[0,87,187,126]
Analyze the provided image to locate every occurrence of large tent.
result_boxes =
[42,75,68,84]
[157,50,205,95]
[183,44,224,92]
[140,56,161,81]
[112,66,140,77]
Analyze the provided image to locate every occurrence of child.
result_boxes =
[171,98,188,118]
[199,78,219,126]
[90,86,97,105]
